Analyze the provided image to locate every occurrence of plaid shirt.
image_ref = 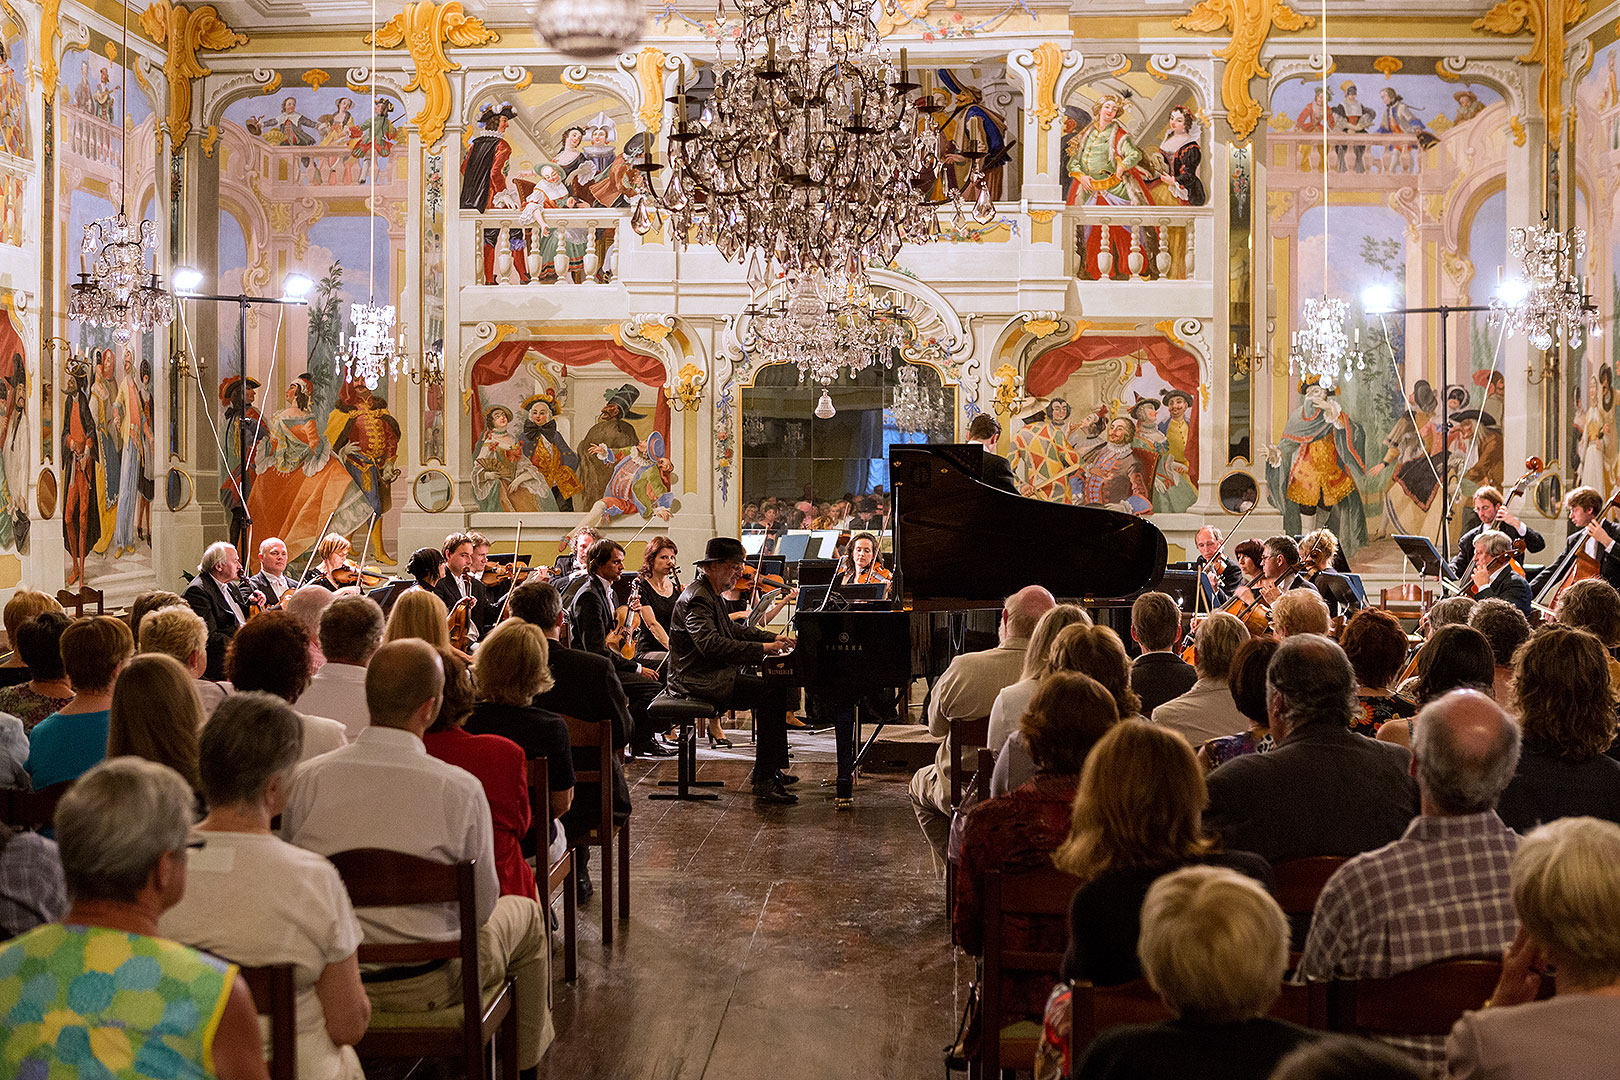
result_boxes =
[1298,811,1519,1066]
[0,830,67,940]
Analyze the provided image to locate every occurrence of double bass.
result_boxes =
[1533,482,1620,613]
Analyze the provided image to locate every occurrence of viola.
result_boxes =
[482,561,543,588]
[448,595,476,653]
[330,562,388,589]
[610,579,641,660]
[735,565,791,593]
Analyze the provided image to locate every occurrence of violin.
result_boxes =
[237,565,269,618]
[735,565,792,593]
[1496,457,1544,559]
[482,561,543,588]
[448,595,475,653]
[610,579,641,660]
[330,562,388,589]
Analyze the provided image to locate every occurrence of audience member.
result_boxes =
[1270,1036,1427,1080]
[1397,597,1477,698]
[1446,817,1620,1079]
[1271,589,1330,638]
[226,611,347,761]
[1057,720,1271,988]
[0,820,66,939]
[1340,608,1416,737]
[1199,638,1280,771]
[1205,635,1418,864]
[184,540,255,680]
[296,596,384,740]
[1152,612,1248,746]
[108,653,205,797]
[1552,577,1620,687]
[1063,866,1315,1080]
[128,589,185,649]
[1129,592,1195,716]
[985,604,1091,755]
[1379,624,1496,749]
[27,615,133,789]
[0,758,267,1079]
[1497,626,1620,832]
[1469,598,1532,707]
[159,693,369,1080]
[0,590,62,688]
[283,584,339,669]
[0,612,73,732]
[139,604,230,713]
[385,588,469,661]
[281,639,553,1075]
[0,709,20,789]
[1299,689,1521,1066]
[910,585,1055,863]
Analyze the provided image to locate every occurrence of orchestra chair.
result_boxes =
[646,692,723,802]
[1325,957,1509,1041]
[55,586,105,617]
[326,850,518,1080]
[564,714,631,945]
[1271,855,1347,958]
[945,717,993,922]
[526,755,578,983]
[1378,584,1433,629]
[0,780,73,830]
[980,866,1082,1078]
[237,962,298,1080]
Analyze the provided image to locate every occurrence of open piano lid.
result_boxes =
[890,443,1168,609]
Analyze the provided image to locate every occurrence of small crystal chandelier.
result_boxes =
[533,0,645,59]
[742,269,907,386]
[1288,296,1351,382]
[887,364,945,434]
[341,304,406,389]
[741,414,767,446]
[1492,219,1600,351]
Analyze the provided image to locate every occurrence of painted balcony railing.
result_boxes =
[1270,131,1428,179]
[61,108,122,170]
[254,143,399,188]
[1063,206,1211,283]
[463,208,628,286]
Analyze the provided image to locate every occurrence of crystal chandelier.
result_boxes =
[887,363,946,434]
[1288,296,1351,383]
[742,269,907,386]
[1492,220,1600,350]
[533,0,645,59]
[341,303,407,389]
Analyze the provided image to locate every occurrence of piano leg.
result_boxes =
[829,703,857,808]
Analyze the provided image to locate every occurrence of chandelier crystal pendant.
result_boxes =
[1288,296,1351,383]
[341,303,406,389]
[742,268,907,386]
[1492,220,1600,351]
[533,0,645,60]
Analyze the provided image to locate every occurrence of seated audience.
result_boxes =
[160,692,369,1080]
[1198,638,1280,771]
[1299,689,1521,1066]
[1397,597,1477,698]
[1340,608,1416,737]
[1446,816,1620,1079]
[1469,598,1531,707]
[108,654,205,798]
[129,589,185,648]
[910,585,1055,864]
[385,588,471,662]
[0,758,266,1079]
[0,710,20,790]
[1271,589,1331,639]
[1270,1036,1427,1080]
[281,639,554,1075]
[1552,577,1620,690]
[0,590,61,688]
[1063,866,1316,1080]
[1152,612,1249,746]
[226,611,347,761]
[139,604,230,713]
[1129,592,1195,717]
[985,604,1091,754]
[27,615,133,789]
[296,596,384,741]
[0,611,73,732]
[1058,720,1271,988]
[1497,626,1620,832]
[282,585,339,669]
[1379,624,1496,749]
[1205,634,1418,864]
[0,820,66,939]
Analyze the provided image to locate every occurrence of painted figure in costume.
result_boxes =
[1331,82,1375,173]
[352,99,397,182]
[0,351,26,549]
[520,164,588,283]
[1577,375,1610,492]
[1295,87,1329,132]
[1265,377,1370,559]
[72,60,92,112]
[580,117,618,187]
[1154,388,1199,514]
[1012,398,1083,503]
[220,376,265,552]
[0,51,25,158]
[326,380,402,524]
[246,375,355,561]
[580,430,679,527]
[1378,87,1439,172]
[92,66,117,123]
[1159,107,1204,206]
[90,349,121,555]
[1067,95,1157,279]
[575,384,644,507]
[473,405,553,512]
[62,374,99,587]
[317,97,357,146]
[1453,89,1484,123]
[934,71,1010,202]
[460,102,518,285]
[1368,381,1443,538]
[1076,415,1156,514]
[110,353,152,554]
[516,392,580,510]
[554,127,588,185]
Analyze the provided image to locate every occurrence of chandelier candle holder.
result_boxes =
[1491,220,1600,351]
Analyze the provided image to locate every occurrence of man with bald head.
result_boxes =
[1298,689,1521,1066]
[909,584,1055,864]
[282,639,554,1077]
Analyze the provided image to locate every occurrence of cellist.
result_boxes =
[1467,531,1534,618]
[1530,486,1620,597]
[1450,486,1545,580]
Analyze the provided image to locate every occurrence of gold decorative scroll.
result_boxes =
[200,124,219,157]
[1435,60,1461,82]
[260,72,283,94]
[1372,55,1403,78]
[41,0,62,101]
[636,47,667,135]
[1029,41,1064,129]
[1154,318,1184,346]
[139,0,247,148]
[1472,0,1586,136]
[1174,0,1314,138]
[302,69,330,90]
[368,0,499,152]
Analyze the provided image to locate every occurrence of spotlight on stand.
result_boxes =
[281,273,314,302]
[172,266,204,294]
[1361,283,1396,316]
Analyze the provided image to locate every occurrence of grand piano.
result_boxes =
[778,443,1168,803]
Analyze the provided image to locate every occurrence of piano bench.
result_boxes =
[647,693,723,802]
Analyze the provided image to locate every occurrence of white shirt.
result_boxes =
[263,572,290,597]
[214,574,248,625]
[295,663,370,742]
[298,712,349,761]
[986,676,1039,756]
[160,832,363,1080]
[282,725,498,941]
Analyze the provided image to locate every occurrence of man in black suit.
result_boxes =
[1193,525,1245,606]
[509,579,632,900]
[570,538,671,758]
[247,535,294,608]
[669,537,797,804]
[183,540,260,680]
[965,413,1018,493]
[1531,485,1620,595]
[434,531,497,640]
[1467,531,1534,618]
[1128,591,1196,717]
[1450,485,1545,580]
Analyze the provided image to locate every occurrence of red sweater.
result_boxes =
[424,727,536,900]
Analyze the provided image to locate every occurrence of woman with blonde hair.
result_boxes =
[986,604,1092,754]
[108,653,204,796]
[384,587,470,661]
[308,533,352,592]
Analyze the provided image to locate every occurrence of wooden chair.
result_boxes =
[327,850,518,1080]
[1066,977,1328,1068]
[945,740,997,925]
[564,714,630,945]
[1271,856,1348,917]
[948,715,993,808]
[1327,957,1503,1039]
[0,781,73,829]
[238,962,298,1080]
[1379,584,1433,627]
[55,586,105,616]
[980,865,1082,1077]
[527,755,578,983]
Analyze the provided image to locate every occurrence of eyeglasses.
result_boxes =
[185,838,207,851]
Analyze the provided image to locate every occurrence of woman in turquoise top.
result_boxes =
[26,616,132,789]
[0,757,267,1080]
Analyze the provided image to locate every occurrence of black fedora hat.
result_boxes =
[696,537,748,565]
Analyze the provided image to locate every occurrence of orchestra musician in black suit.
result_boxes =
[1193,524,1245,606]
[183,540,261,680]
[434,531,497,639]
[965,413,1018,493]
[1531,486,1620,595]
[246,535,294,608]
[569,538,672,758]
[1450,485,1545,580]
[1467,530,1534,618]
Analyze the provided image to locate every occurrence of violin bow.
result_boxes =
[295,506,342,587]
[496,520,524,624]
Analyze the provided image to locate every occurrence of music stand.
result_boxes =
[1394,535,1454,580]
[1343,573,1370,608]
[776,533,812,563]
[1316,572,1362,612]
[367,578,414,615]
[832,583,888,605]
[1157,570,1201,612]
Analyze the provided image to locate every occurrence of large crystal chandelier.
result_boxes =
[1288,296,1351,382]
[742,269,907,386]
[1491,220,1600,350]
[341,303,406,389]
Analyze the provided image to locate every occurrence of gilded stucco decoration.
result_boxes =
[368,0,499,152]
[635,47,668,135]
[1372,56,1403,79]
[139,0,248,148]
[1174,0,1314,138]
[991,362,1024,416]
[1026,41,1065,129]
[1472,0,1585,135]
[666,363,707,411]
[42,0,61,101]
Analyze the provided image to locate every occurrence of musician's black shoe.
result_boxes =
[575,860,593,902]
[632,741,676,759]
[775,771,800,786]
[751,778,798,804]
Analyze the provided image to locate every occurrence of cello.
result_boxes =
[1532,483,1620,614]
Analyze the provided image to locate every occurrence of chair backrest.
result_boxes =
[1379,584,1431,611]
[563,714,612,837]
[1068,976,1327,1066]
[237,962,297,1080]
[526,756,555,867]
[1328,957,1502,1037]
[1,780,73,830]
[981,866,1082,1073]
[1271,856,1348,917]
[949,715,992,807]
[56,586,105,616]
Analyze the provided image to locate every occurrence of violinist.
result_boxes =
[182,541,262,680]
[1299,528,1355,618]
[466,532,510,605]
[1467,531,1533,618]
[633,536,679,663]
[842,532,892,596]
[1531,486,1620,594]
[1450,486,1545,580]
[405,546,446,592]
[248,536,293,608]
[569,538,671,759]
[1193,525,1244,605]
[1254,535,1310,604]
[307,533,353,591]
[557,528,600,606]
[434,532,494,642]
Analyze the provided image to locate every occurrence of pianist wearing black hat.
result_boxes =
[668,537,800,804]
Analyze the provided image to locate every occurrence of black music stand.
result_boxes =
[1316,572,1362,612]
[1394,534,1454,581]
[1157,570,1201,612]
